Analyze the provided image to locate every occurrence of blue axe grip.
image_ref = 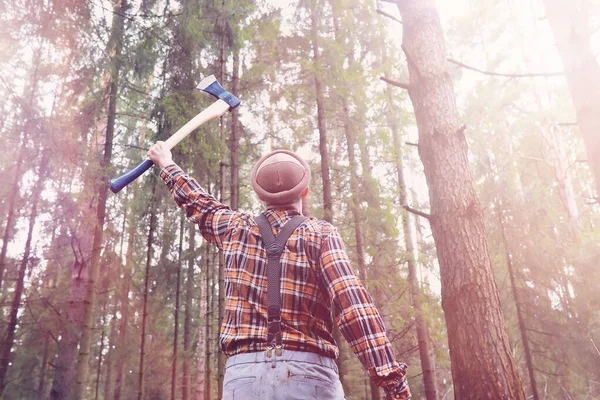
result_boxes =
[205,81,241,109]
[109,159,154,193]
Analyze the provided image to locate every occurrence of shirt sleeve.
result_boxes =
[319,227,409,391]
[159,163,239,249]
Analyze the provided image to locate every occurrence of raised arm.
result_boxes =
[149,142,239,249]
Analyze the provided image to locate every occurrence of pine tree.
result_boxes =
[393,1,526,397]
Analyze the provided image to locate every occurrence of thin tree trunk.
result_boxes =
[386,74,438,400]
[73,1,126,396]
[216,4,228,391]
[230,47,240,211]
[104,307,117,400]
[307,0,346,385]
[138,179,158,400]
[309,0,333,224]
[497,205,539,400]
[38,332,51,397]
[217,163,226,400]
[201,243,213,400]
[94,314,107,400]
[0,131,27,292]
[0,41,44,292]
[344,114,380,400]
[543,0,600,197]
[183,226,196,400]
[113,219,133,400]
[544,125,580,232]
[94,266,110,400]
[172,217,184,400]
[342,97,378,399]
[0,149,50,395]
[389,105,438,400]
[395,1,526,398]
[50,244,87,400]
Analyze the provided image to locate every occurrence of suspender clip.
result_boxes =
[266,345,273,358]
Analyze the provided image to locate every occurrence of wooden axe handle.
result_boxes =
[109,99,231,193]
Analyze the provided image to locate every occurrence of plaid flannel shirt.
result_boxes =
[160,164,409,392]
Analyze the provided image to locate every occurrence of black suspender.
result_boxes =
[255,213,305,361]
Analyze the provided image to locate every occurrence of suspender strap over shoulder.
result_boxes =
[255,213,306,350]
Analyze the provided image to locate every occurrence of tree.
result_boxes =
[392,1,526,398]
[0,149,50,395]
[71,0,127,397]
[387,88,439,400]
[137,178,158,400]
[543,0,600,197]
[113,201,134,400]
[171,217,184,400]
[182,226,196,400]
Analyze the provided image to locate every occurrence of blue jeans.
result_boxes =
[222,350,345,399]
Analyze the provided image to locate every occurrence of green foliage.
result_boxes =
[2,0,600,398]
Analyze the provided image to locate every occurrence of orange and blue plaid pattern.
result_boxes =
[160,164,408,390]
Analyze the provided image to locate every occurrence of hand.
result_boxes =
[384,363,411,400]
[384,377,410,400]
[147,141,173,169]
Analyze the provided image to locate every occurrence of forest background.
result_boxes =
[1,0,600,399]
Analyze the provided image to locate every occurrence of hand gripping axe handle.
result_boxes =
[109,75,240,193]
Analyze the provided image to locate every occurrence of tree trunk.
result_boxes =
[0,149,50,395]
[217,163,226,400]
[138,179,158,400]
[0,130,27,292]
[230,47,240,211]
[395,1,525,398]
[543,125,580,233]
[94,314,107,400]
[497,205,539,400]
[388,90,438,400]
[38,332,51,397]
[73,1,126,397]
[216,4,228,391]
[0,42,44,292]
[113,217,134,400]
[543,0,600,197]
[200,243,214,400]
[342,94,379,400]
[182,226,196,400]
[309,0,333,224]
[172,217,184,400]
[307,0,346,385]
[50,248,87,399]
[104,307,117,400]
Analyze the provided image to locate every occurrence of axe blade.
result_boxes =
[197,74,241,110]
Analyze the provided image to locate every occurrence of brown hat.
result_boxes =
[251,149,310,205]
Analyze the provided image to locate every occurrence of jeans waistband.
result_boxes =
[226,350,338,372]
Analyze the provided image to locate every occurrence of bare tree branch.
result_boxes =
[525,327,559,337]
[404,205,431,220]
[380,76,411,90]
[376,9,402,24]
[448,58,563,78]
[534,367,562,377]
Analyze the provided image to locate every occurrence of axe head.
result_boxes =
[197,75,241,110]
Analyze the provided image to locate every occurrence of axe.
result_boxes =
[109,75,240,193]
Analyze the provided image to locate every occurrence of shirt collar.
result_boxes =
[263,208,302,228]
